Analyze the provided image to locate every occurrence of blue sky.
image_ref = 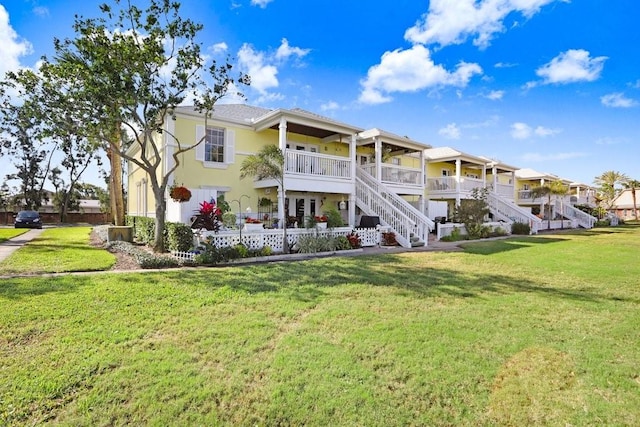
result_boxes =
[1,0,639,187]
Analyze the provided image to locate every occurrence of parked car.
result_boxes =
[14,210,43,229]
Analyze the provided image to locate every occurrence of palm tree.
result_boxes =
[594,171,629,209]
[240,145,290,253]
[532,180,569,230]
[623,178,640,220]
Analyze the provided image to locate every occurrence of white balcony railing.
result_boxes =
[495,183,515,198]
[427,176,484,193]
[361,163,423,187]
[284,150,351,180]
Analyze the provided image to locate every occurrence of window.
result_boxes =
[205,127,225,163]
[391,157,401,165]
[523,184,530,191]
[195,125,235,167]
[442,169,451,176]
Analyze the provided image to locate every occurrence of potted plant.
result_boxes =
[169,184,191,202]
[244,217,264,232]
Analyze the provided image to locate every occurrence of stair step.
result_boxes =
[411,240,425,247]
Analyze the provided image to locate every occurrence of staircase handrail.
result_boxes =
[555,199,597,228]
[487,192,542,234]
[355,176,416,248]
[357,168,434,241]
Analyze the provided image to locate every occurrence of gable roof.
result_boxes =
[611,188,639,209]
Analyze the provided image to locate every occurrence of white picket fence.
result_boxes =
[171,226,382,261]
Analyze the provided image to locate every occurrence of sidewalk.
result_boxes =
[0,229,45,262]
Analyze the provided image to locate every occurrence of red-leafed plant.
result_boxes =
[347,231,362,249]
[245,217,262,224]
[314,215,328,222]
[191,200,223,232]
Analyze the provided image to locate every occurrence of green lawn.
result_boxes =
[0,228,28,243]
[1,226,639,425]
[0,227,115,275]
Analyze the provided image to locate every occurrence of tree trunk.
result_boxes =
[107,139,125,226]
[153,193,166,252]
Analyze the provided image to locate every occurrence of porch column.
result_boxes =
[420,150,426,191]
[482,164,487,190]
[278,118,287,151]
[278,119,287,222]
[348,193,356,227]
[375,136,382,180]
[455,159,461,206]
[492,166,498,194]
[350,134,357,181]
[511,171,515,199]
[277,187,285,229]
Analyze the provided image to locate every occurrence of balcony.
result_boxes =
[361,164,422,186]
[253,149,354,193]
[427,176,484,196]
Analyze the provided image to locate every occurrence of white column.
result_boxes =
[350,134,357,181]
[278,118,287,151]
[277,187,286,229]
[348,193,356,227]
[482,164,487,189]
[420,150,426,192]
[455,159,461,206]
[492,166,498,193]
[278,118,287,222]
[375,137,382,180]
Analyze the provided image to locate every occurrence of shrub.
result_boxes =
[127,215,155,245]
[222,212,237,228]
[106,241,180,269]
[296,235,335,253]
[234,243,249,258]
[334,235,352,251]
[511,222,531,235]
[346,231,362,248]
[165,222,194,252]
[381,231,398,246]
[260,246,273,257]
[324,207,344,228]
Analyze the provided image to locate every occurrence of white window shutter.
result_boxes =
[195,125,205,161]
[225,129,235,164]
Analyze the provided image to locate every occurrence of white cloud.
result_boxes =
[211,42,228,53]
[495,62,517,68]
[521,152,587,162]
[511,122,560,139]
[275,38,310,61]
[486,90,504,100]
[237,43,279,94]
[595,136,624,145]
[404,0,562,49]
[439,123,461,139]
[533,49,607,86]
[236,40,310,102]
[251,0,274,8]
[0,5,33,77]
[631,80,640,89]
[320,101,340,112]
[33,6,49,17]
[462,115,500,128]
[511,122,532,139]
[358,45,482,105]
[601,92,638,108]
[534,125,561,137]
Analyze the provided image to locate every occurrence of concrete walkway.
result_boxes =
[0,229,45,262]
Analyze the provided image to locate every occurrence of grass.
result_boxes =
[0,225,639,425]
[0,228,28,243]
[0,227,115,275]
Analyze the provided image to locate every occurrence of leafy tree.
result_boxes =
[49,0,249,252]
[240,145,290,253]
[0,76,56,211]
[623,178,640,220]
[594,170,629,209]
[452,187,490,239]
